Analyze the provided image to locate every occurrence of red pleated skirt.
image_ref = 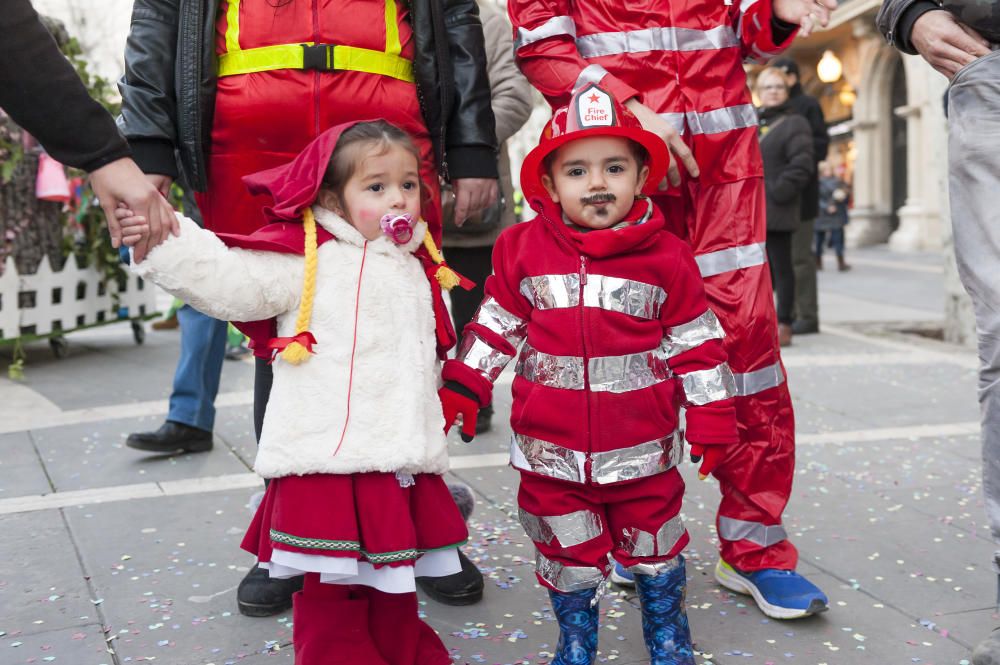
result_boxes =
[241,471,468,593]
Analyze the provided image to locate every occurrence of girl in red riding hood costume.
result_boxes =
[122,120,470,665]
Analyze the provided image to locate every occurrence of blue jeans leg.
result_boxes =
[168,305,228,432]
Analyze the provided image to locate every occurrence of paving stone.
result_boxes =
[0,510,97,636]
[30,416,251,492]
[62,490,291,665]
[786,362,979,430]
[1,623,112,665]
[0,430,52,498]
[5,325,254,411]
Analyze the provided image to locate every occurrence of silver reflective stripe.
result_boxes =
[688,104,758,135]
[681,363,737,405]
[519,508,604,548]
[576,64,610,88]
[626,556,684,576]
[733,361,785,396]
[718,516,787,547]
[510,434,587,483]
[665,310,726,357]
[621,514,686,558]
[576,25,739,58]
[516,344,586,390]
[458,331,514,383]
[588,346,671,393]
[591,432,682,484]
[515,15,577,50]
[535,551,605,591]
[584,276,667,320]
[517,343,674,393]
[520,274,580,310]
[473,296,527,347]
[695,242,767,278]
[521,274,666,319]
[658,104,758,136]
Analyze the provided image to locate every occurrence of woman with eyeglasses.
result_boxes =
[755,67,815,347]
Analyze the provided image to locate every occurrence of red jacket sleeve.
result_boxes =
[660,241,739,445]
[506,0,640,108]
[733,0,798,63]
[441,230,533,406]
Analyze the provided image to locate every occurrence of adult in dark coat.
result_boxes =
[756,67,815,348]
[0,0,175,260]
[771,57,828,336]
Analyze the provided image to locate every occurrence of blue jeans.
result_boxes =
[168,305,228,432]
[814,228,845,258]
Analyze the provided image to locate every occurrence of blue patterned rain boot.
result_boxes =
[548,588,599,665]
[634,556,696,665]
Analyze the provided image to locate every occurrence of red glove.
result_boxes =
[439,382,480,442]
[689,442,727,480]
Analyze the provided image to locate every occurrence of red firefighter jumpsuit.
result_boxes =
[200,3,445,663]
[196,0,439,238]
[507,0,798,571]
[443,191,739,587]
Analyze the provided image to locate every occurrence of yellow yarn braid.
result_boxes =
[281,207,319,364]
[422,231,462,291]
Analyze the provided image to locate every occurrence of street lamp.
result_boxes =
[817,50,843,83]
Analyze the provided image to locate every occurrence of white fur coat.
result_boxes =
[133,207,449,479]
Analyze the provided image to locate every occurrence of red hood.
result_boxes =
[534,196,666,259]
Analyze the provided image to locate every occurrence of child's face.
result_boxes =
[323,144,422,241]
[541,136,649,230]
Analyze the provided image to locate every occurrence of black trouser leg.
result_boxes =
[253,357,273,486]
[766,231,795,325]
[443,245,494,344]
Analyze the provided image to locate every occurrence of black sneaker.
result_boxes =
[125,421,213,454]
[237,564,303,617]
[791,320,819,335]
[416,549,484,605]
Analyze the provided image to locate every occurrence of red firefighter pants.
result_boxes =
[658,177,797,572]
[517,469,689,589]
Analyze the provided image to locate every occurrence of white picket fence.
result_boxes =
[0,255,157,342]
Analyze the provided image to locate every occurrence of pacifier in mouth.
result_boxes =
[379,212,416,244]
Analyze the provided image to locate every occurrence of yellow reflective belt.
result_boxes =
[218,0,413,83]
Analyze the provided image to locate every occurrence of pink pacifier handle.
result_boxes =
[379,213,415,244]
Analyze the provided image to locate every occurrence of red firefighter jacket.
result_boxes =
[507,0,796,184]
[443,198,739,486]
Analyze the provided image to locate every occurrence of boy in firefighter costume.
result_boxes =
[507,0,836,618]
[125,120,472,664]
[440,85,740,665]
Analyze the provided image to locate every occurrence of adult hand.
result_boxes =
[624,98,699,188]
[910,10,991,79]
[451,178,499,227]
[89,158,178,262]
[772,0,838,37]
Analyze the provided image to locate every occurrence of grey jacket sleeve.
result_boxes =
[116,0,181,177]
[479,2,533,146]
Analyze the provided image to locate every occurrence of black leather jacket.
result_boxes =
[117,0,498,190]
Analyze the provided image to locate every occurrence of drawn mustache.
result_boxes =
[581,192,617,205]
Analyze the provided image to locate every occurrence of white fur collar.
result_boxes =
[312,205,426,255]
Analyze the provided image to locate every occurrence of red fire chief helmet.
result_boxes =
[520,83,669,206]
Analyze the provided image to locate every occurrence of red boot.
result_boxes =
[293,577,389,665]
[365,588,451,665]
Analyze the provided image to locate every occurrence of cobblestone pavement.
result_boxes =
[0,245,990,665]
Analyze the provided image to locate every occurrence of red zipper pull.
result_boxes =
[579,256,588,285]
